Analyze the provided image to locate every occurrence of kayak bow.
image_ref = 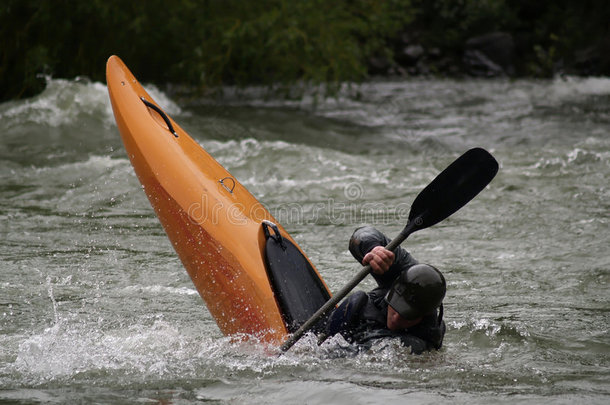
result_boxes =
[106,55,330,344]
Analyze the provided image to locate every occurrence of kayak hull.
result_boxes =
[106,55,329,344]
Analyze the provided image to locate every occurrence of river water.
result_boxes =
[1,75,608,404]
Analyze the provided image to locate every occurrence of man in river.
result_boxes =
[325,226,446,354]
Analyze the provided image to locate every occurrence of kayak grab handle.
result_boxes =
[140,97,178,137]
[262,220,286,250]
[219,176,236,193]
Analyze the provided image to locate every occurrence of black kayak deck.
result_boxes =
[262,221,330,333]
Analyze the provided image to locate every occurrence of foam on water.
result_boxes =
[1,75,609,403]
[0,78,114,129]
[549,76,610,98]
[0,77,182,129]
[7,310,432,389]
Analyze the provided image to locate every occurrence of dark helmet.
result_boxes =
[385,264,446,320]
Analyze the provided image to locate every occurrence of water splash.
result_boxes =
[0,77,183,130]
[1,76,609,403]
[550,76,610,98]
[0,77,114,129]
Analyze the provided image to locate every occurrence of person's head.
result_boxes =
[385,264,446,330]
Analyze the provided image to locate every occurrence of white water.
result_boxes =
[1,76,609,404]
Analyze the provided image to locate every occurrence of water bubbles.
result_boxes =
[566,148,605,165]
[2,76,609,402]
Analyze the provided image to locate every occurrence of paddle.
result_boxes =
[280,147,499,352]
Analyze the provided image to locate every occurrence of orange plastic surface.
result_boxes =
[106,55,330,344]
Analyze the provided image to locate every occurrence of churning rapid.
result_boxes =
[1,75,608,404]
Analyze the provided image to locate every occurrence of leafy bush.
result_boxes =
[0,0,414,100]
[1,0,608,101]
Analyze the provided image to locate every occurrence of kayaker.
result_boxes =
[325,226,446,354]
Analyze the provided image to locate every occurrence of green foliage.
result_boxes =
[167,0,415,88]
[0,0,414,100]
[0,0,608,101]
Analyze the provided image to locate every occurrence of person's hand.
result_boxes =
[362,246,395,275]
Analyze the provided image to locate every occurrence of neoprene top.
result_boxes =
[326,226,446,354]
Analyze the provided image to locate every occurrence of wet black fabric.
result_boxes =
[264,229,331,333]
[330,226,446,354]
[348,226,418,288]
[326,290,368,337]
[345,288,444,353]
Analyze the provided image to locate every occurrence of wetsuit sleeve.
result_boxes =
[348,226,418,288]
[326,290,368,339]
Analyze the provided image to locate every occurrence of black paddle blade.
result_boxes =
[409,148,498,230]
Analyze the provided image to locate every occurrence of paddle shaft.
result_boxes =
[279,147,498,352]
[279,219,417,352]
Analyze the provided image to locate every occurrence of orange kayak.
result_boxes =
[106,55,330,344]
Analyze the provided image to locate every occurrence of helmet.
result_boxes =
[385,264,446,320]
